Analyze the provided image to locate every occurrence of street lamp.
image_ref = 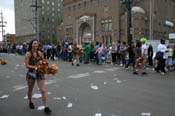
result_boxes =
[120,0,133,45]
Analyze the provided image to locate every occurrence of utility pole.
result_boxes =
[30,0,41,41]
[121,0,133,45]
[0,11,7,44]
[149,0,154,40]
[127,0,132,45]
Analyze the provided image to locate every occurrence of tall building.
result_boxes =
[15,0,63,44]
[63,0,175,45]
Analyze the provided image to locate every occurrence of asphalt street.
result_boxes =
[0,53,175,116]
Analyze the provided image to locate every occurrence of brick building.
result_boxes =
[63,0,175,45]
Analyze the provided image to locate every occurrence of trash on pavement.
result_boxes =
[67,103,73,108]
[0,95,9,99]
[141,112,151,116]
[32,94,42,99]
[91,84,99,90]
[37,106,45,110]
[95,113,102,116]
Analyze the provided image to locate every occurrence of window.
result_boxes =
[58,3,61,7]
[47,1,50,5]
[73,5,76,10]
[52,8,55,11]
[42,0,44,4]
[52,13,54,16]
[42,11,45,15]
[108,20,112,31]
[58,8,60,12]
[104,20,108,31]
[52,2,54,6]
[52,19,55,22]
[101,20,105,31]
[101,19,112,31]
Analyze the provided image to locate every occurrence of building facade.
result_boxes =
[15,0,63,44]
[63,0,120,45]
[63,0,175,45]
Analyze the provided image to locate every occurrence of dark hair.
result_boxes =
[160,39,165,44]
[27,39,38,51]
[136,40,141,48]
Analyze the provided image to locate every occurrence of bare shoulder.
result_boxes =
[38,51,44,58]
[25,51,31,57]
[38,51,43,55]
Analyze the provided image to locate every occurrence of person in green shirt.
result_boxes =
[167,45,173,69]
[83,42,91,64]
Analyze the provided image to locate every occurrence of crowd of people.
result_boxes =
[1,39,175,75]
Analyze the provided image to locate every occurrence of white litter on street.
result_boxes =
[116,80,122,84]
[0,95,9,99]
[113,78,122,84]
[68,73,90,79]
[62,96,66,100]
[37,106,45,110]
[6,75,10,78]
[93,70,106,74]
[67,103,73,108]
[95,113,102,116]
[53,97,62,100]
[45,80,56,85]
[47,92,52,95]
[16,64,20,67]
[105,68,120,71]
[13,85,27,91]
[90,84,99,90]
[32,94,42,99]
[141,113,151,116]
[24,95,28,99]
[103,82,107,85]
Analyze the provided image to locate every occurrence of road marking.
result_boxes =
[68,72,90,79]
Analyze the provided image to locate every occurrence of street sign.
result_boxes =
[169,33,175,39]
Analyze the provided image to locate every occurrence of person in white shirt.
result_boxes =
[155,39,167,74]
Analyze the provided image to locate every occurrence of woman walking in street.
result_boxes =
[25,39,52,114]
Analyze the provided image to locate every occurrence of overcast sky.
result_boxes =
[0,0,15,41]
